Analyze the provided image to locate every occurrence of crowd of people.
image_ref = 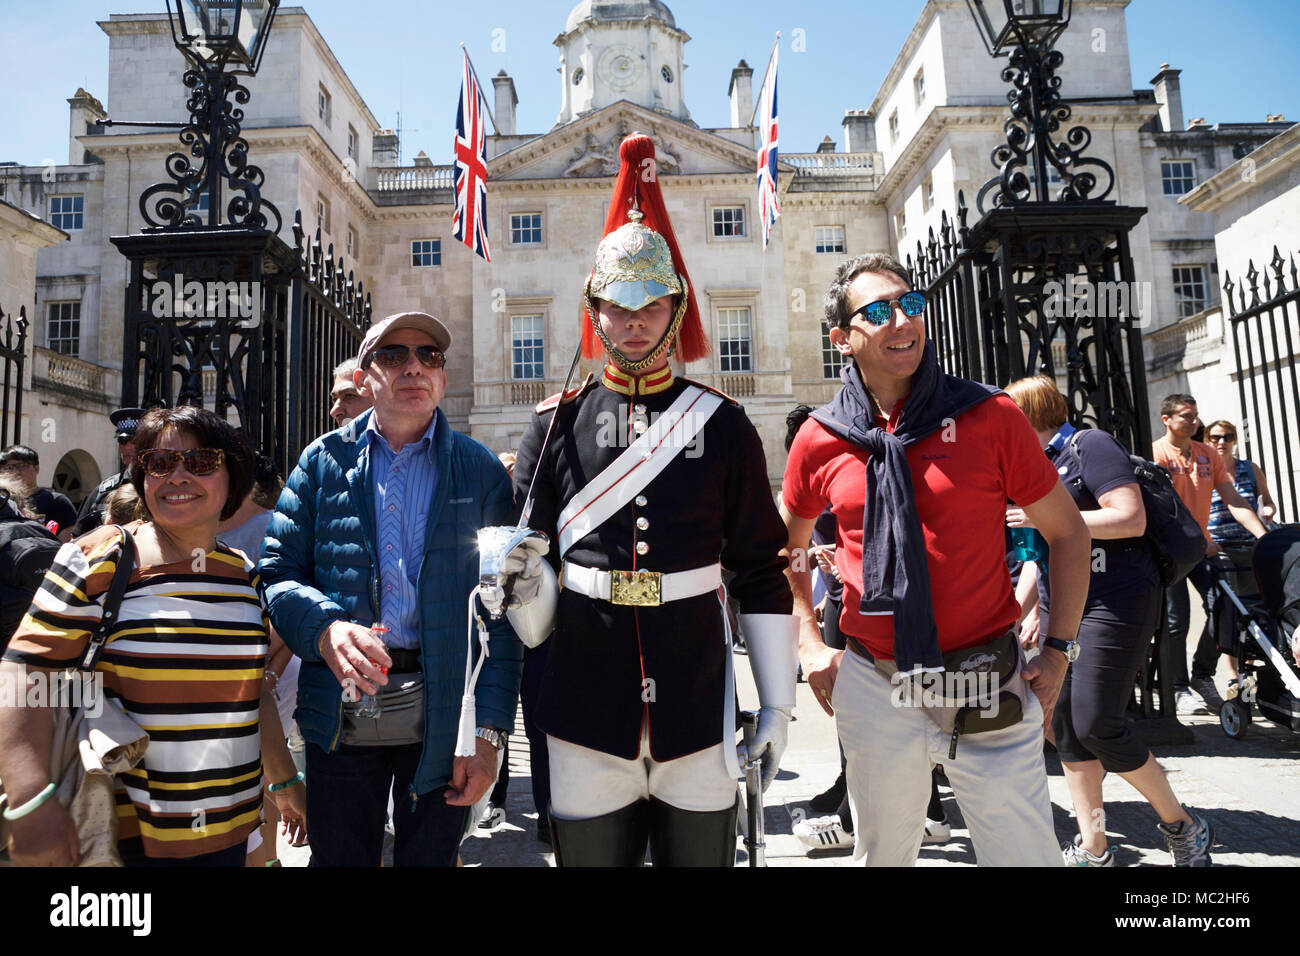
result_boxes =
[0,133,1292,869]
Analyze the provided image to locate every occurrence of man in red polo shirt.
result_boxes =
[782,253,1091,866]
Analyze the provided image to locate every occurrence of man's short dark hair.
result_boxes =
[0,445,38,467]
[128,406,255,522]
[1161,393,1197,417]
[824,253,914,330]
[785,405,814,452]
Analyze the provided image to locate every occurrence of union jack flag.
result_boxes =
[756,46,780,247]
[453,50,491,261]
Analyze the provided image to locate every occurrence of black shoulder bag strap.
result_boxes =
[78,528,137,673]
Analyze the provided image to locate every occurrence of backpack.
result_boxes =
[0,497,63,651]
[1064,431,1207,586]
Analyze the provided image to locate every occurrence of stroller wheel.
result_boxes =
[1220,698,1251,739]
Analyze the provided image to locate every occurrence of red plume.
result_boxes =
[581,134,709,362]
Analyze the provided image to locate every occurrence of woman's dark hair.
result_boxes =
[128,406,255,522]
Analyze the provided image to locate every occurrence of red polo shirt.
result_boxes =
[783,393,1059,659]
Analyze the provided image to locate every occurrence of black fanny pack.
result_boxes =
[340,671,425,747]
[943,630,1022,759]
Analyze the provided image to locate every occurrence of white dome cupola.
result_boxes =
[555,0,692,126]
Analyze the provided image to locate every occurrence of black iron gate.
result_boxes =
[1223,247,1300,523]
[0,305,27,448]
[112,211,371,478]
[908,191,1152,454]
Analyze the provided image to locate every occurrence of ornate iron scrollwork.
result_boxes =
[139,67,281,232]
[976,44,1116,213]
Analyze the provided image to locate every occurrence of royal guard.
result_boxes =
[503,134,797,866]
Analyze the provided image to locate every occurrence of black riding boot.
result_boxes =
[549,801,650,867]
[647,797,739,867]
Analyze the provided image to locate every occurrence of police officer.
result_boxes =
[72,407,146,536]
[506,134,797,867]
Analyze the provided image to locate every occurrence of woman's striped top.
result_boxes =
[4,523,268,860]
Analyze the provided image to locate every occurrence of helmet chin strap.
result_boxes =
[585,285,690,375]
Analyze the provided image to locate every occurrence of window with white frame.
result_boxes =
[889,110,899,144]
[511,315,545,380]
[318,85,332,127]
[1172,266,1207,318]
[46,302,80,357]
[895,209,907,242]
[315,195,330,234]
[922,176,935,213]
[346,226,357,258]
[49,195,83,231]
[913,68,925,108]
[717,307,753,372]
[411,239,441,267]
[712,205,746,238]
[510,212,543,245]
[1161,160,1195,195]
[347,124,358,161]
[821,321,847,380]
[814,225,846,254]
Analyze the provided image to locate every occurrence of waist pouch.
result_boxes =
[340,671,424,747]
[945,630,1022,758]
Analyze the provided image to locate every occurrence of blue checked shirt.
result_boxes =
[364,411,440,650]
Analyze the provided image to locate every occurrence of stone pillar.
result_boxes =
[729,60,753,128]
[493,70,518,136]
[1151,64,1183,134]
[67,88,106,165]
[841,109,876,153]
[372,129,399,168]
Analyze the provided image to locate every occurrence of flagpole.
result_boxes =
[748,32,780,128]
[460,43,500,135]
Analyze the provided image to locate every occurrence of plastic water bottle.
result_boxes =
[1009,527,1045,563]
[357,624,388,718]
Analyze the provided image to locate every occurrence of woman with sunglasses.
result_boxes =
[1205,419,1278,688]
[0,406,303,866]
[1005,376,1214,867]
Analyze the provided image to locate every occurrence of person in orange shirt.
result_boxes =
[1152,394,1268,715]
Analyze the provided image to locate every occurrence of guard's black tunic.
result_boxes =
[513,367,792,762]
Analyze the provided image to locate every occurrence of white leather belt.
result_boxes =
[562,561,722,607]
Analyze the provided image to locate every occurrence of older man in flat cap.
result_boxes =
[260,312,522,866]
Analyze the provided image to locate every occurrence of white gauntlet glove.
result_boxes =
[737,613,799,792]
[500,536,550,606]
[744,705,793,792]
[502,537,558,649]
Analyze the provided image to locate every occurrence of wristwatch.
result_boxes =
[475,726,506,751]
[1043,637,1080,663]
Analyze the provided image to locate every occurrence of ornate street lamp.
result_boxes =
[964,0,1113,210]
[137,0,282,230]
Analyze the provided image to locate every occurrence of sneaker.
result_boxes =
[1158,811,1214,867]
[922,815,951,844]
[793,814,854,850]
[477,802,506,830]
[1189,677,1224,712]
[1175,689,1209,715]
[1063,833,1115,867]
[809,773,847,813]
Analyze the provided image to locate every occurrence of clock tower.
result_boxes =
[555,0,692,127]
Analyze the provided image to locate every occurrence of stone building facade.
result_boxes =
[0,0,1294,502]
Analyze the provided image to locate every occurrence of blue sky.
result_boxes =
[1,1,1296,166]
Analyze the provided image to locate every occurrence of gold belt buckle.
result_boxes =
[609,569,662,606]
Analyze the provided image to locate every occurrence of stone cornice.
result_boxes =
[0,199,68,248]
[1180,121,1300,213]
[875,103,1157,201]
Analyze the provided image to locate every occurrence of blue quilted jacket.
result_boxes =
[259,409,522,795]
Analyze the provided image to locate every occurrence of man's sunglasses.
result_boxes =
[366,344,446,370]
[138,448,226,478]
[848,290,926,326]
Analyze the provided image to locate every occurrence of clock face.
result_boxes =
[598,45,644,92]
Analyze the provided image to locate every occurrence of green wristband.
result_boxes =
[267,771,305,793]
[3,782,57,821]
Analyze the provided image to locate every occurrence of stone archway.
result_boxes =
[52,449,100,507]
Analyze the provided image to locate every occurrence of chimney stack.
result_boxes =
[842,109,876,153]
[67,88,106,165]
[729,60,753,128]
[372,129,399,168]
[493,70,518,136]
[1151,64,1183,134]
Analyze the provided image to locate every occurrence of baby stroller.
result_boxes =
[1208,525,1300,739]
